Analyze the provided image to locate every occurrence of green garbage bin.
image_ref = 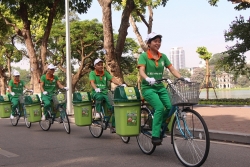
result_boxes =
[113,86,141,137]
[24,94,42,122]
[73,92,92,126]
[0,95,11,118]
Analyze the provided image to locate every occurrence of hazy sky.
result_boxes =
[80,0,250,68]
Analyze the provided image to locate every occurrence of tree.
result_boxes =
[190,68,205,84]
[128,0,169,51]
[236,76,250,87]
[0,16,24,94]
[208,0,250,6]
[196,47,216,99]
[179,69,191,78]
[0,0,92,93]
[49,19,103,91]
[207,1,250,78]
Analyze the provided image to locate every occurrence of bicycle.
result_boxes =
[136,78,210,167]
[9,90,33,128]
[88,89,130,143]
[89,89,115,137]
[39,89,70,134]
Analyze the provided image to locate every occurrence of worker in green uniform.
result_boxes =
[89,58,126,133]
[137,32,184,145]
[40,64,68,121]
[9,70,31,119]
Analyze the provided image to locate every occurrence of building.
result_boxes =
[216,72,234,89]
[169,47,185,70]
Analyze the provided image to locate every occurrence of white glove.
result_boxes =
[145,77,156,85]
[23,89,27,93]
[184,78,191,82]
[95,88,101,93]
[120,84,127,87]
[64,87,69,91]
[10,92,15,96]
[43,91,48,95]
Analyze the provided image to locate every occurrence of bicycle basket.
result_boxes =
[52,93,67,108]
[167,81,200,106]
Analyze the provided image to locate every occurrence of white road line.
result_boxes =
[0,148,19,158]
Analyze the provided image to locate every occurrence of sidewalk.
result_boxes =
[193,106,250,144]
[68,105,250,144]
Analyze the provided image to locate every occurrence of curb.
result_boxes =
[196,105,250,108]
[68,116,250,145]
[209,130,250,144]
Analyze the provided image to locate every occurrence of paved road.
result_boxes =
[0,118,250,167]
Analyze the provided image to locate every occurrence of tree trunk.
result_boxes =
[205,59,210,99]
[40,0,60,74]
[98,0,135,90]
[0,66,7,95]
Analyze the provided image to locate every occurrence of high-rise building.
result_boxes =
[169,47,185,70]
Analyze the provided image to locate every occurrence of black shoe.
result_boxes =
[152,137,162,145]
[110,127,116,133]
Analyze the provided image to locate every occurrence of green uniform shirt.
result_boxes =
[40,74,59,94]
[9,80,25,97]
[138,52,171,90]
[89,70,113,94]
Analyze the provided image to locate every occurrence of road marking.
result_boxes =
[0,148,19,158]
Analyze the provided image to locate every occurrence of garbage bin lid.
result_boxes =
[113,87,140,102]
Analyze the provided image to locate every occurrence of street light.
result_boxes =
[65,0,73,115]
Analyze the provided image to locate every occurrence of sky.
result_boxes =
[79,0,250,68]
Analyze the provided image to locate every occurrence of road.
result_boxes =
[0,118,250,167]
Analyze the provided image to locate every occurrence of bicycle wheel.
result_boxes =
[10,109,19,126]
[61,109,70,134]
[171,108,210,167]
[39,119,51,131]
[136,108,156,155]
[10,116,19,126]
[24,115,31,128]
[121,136,130,144]
[89,120,103,138]
[23,109,31,128]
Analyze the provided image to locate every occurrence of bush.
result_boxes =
[198,98,250,105]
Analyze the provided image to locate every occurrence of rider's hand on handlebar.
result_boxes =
[95,88,101,93]
[179,77,190,82]
[179,77,185,81]
[120,84,127,87]
[146,77,156,85]
[10,92,15,96]
[64,87,69,91]
[43,91,48,95]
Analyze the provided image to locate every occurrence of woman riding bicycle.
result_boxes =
[89,58,126,133]
[40,64,68,121]
[8,70,31,119]
[137,32,184,145]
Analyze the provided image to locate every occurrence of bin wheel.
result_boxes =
[89,120,103,138]
[121,136,130,144]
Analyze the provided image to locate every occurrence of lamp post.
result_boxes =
[65,0,73,115]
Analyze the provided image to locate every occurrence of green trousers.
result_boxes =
[142,86,172,138]
[92,92,115,127]
[10,96,19,115]
[41,94,52,116]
